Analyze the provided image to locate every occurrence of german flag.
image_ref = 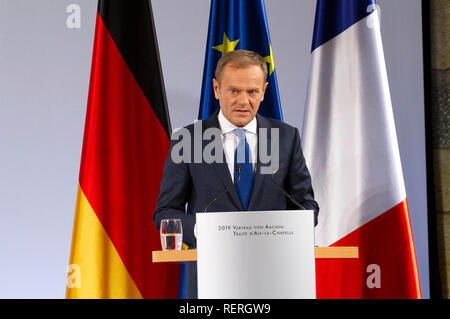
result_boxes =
[66,1,179,298]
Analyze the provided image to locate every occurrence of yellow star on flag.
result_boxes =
[264,45,275,76]
[212,33,240,56]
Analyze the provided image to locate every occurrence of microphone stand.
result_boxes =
[203,164,241,213]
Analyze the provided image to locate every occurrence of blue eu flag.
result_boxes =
[198,0,283,121]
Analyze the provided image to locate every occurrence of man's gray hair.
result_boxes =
[215,50,268,83]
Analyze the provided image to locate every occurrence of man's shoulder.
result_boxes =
[170,121,216,140]
[171,111,219,138]
[170,112,299,139]
[256,114,299,136]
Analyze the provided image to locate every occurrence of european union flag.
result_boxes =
[198,0,283,121]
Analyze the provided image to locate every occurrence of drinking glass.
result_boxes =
[160,219,183,250]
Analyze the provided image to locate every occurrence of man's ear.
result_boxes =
[261,82,269,102]
[212,78,220,99]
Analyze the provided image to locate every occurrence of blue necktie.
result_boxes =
[233,128,253,210]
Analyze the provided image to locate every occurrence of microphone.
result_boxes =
[203,164,241,213]
[270,168,306,210]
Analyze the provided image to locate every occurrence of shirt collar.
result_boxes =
[218,109,257,135]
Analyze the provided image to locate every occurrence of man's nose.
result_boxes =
[237,93,250,106]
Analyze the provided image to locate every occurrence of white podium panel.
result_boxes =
[196,210,316,299]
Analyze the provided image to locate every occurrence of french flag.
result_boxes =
[302,0,422,298]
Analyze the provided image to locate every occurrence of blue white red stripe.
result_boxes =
[302,0,421,298]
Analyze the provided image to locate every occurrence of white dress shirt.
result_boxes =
[218,110,257,182]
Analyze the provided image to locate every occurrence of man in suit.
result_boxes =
[153,50,319,298]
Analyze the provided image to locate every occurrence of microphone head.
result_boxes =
[235,164,241,174]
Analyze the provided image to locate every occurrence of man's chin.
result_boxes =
[230,115,253,127]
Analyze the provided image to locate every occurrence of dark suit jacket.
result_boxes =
[153,111,319,298]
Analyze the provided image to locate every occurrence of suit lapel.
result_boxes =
[248,114,271,210]
[202,112,243,211]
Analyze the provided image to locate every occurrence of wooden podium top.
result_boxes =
[152,247,358,263]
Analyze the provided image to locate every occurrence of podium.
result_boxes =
[153,211,358,299]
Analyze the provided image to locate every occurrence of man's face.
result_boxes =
[213,64,268,127]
